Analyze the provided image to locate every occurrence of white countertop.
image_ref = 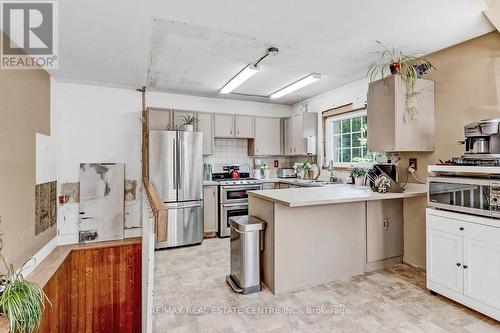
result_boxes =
[248,183,427,207]
[204,178,327,187]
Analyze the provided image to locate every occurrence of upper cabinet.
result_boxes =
[214,113,235,138]
[249,117,281,156]
[234,115,254,138]
[197,112,214,155]
[283,112,318,155]
[214,114,255,139]
[367,75,435,152]
[172,110,196,130]
[148,108,172,130]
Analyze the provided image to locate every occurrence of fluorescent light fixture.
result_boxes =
[270,73,321,99]
[220,64,260,94]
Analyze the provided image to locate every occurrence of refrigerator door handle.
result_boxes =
[178,135,183,190]
[173,137,178,190]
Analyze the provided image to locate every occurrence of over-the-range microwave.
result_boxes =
[428,176,500,218]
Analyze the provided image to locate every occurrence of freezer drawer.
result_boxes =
[155,201,203,249]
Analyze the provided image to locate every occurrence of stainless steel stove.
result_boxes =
[212,164,263,238]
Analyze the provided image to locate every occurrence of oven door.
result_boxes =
[220,185,262,204]
[219,203,248,238]
[428,176,491,217]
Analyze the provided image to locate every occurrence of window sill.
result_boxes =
[322,162,376,170]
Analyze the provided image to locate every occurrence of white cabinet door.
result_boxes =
[284,117,294,155]
[463,238,500,309]
[214,113,234,138]
[253,117,281,155]
[234,115,254,138]
[366,199,403,262]
[197,112,213,155]
[172,110,196,130]
[292,114,304,155]
[203,186,218,233]
[427,228,463,294]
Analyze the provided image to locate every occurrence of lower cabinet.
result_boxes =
[366,199,403,262]
[203,186,218,234]
[426,209,500,321]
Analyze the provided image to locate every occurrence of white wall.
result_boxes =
[291,78,368,114]
[148,91,292,117]
[52,79,142,241]
[52,79,293,241]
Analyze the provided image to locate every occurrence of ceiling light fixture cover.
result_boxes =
[220,64,260,94]
[270,73,321,99]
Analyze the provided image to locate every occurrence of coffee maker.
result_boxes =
[463,119,500,155]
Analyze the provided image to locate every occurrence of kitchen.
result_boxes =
[1,1,500,333]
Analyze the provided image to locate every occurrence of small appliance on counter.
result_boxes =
[449,119,500,166]
[277,168,296,179]
[203,163,212,181]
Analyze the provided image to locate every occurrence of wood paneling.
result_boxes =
[38,243,141,333]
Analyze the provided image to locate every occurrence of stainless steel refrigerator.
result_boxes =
[149,130,203,249]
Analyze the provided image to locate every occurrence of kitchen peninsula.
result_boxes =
[248,184,427,294]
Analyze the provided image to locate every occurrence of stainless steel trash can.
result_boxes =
[226,215,266,295]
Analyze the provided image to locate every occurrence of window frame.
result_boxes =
[322,104,376,169]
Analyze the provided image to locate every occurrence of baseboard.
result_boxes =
[203,232,217,239]
[402,260,426,272]
[365,256,402,272]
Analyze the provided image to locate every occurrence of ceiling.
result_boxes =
[50,0,494,104]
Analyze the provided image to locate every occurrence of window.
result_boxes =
[325,109,381,166]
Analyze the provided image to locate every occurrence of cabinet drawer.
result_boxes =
[427,213,500,245]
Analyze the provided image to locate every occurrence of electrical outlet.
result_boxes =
[409,158,417,170]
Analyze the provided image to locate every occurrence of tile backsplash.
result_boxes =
[203,139,298,177]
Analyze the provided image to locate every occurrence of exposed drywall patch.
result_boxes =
[60,182,80,203]
[35,181,57,235]
[125,179,137,201]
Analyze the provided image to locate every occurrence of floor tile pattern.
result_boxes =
[153,238,499,333]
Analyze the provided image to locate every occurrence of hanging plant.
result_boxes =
[367,41,435,121]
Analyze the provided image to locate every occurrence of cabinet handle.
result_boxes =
[459,227,464,231]
[463,265,468,269]
[383,219,387,229]
[456,263,461,267]
[237,129,240,135]
[386,219,391,230]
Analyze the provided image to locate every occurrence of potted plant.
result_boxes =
[179,115,198,131]
[0,255,49,333]
[367,41,435,121]
[351,167,367,186]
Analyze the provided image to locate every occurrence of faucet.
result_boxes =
[328,160,338,183]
